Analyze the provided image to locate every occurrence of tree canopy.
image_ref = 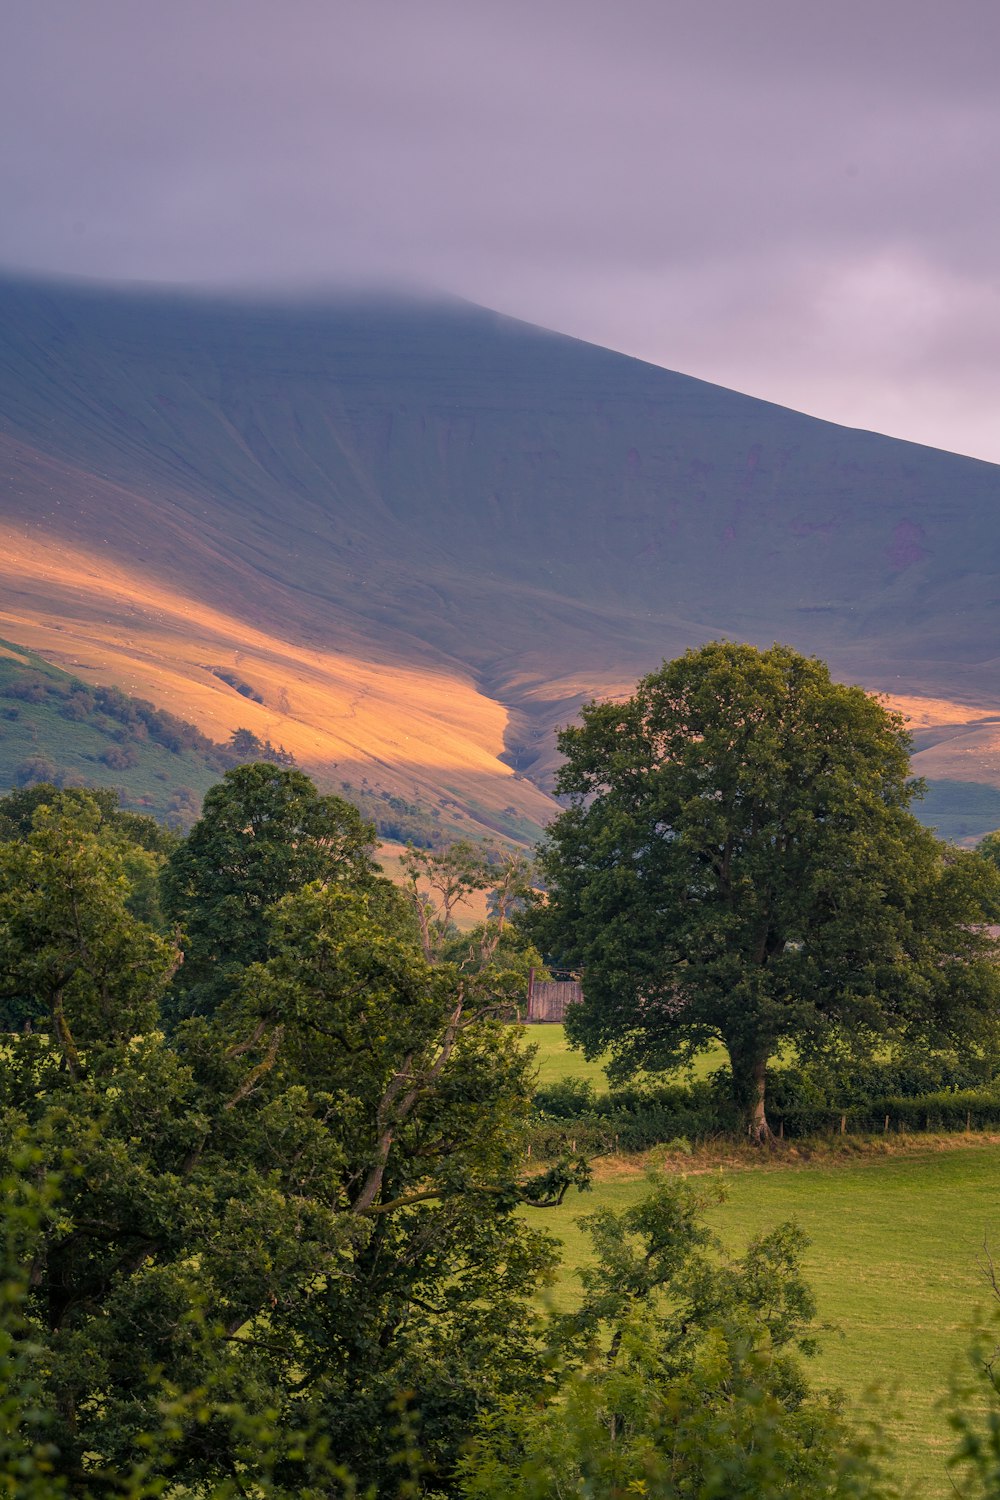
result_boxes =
[0,791,566,1495]
[534,641,1000,1136]
[1,754,976,1494]
[0,792,177,1038]
[162,763,379,1019]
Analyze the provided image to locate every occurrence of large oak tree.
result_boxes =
[534,642,1000,1138]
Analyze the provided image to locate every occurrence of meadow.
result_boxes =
[525,1025,1000,1497]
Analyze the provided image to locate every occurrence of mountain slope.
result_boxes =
[2,275,1000,838]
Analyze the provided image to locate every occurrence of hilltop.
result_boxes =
[2,275,1000,838]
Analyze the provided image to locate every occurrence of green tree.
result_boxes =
[0,1148,370,1499]
[0,795,177,1041]
[399,840,493,961]
[534,642,1000,1138]
[162,763,378,1019]
[977,830,1000,868]
[400,841,545,1018]
[481,847,536,955]
[458,1175,892,1499]
[974,831,1000,921]
[0,783,179,937]
[0,856,568,1494]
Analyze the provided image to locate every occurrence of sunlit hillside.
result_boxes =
[3,275,1000,836]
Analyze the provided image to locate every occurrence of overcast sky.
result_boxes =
[3,0,1000,462]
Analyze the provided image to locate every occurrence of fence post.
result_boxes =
[839,1114,846,1135]
[884,1114,889,1133]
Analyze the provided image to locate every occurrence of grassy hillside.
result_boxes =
[0,638,229,823]
[0,638,451,842]
[2,275,1000,834]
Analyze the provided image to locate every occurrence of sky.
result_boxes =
[2,0,1000,462]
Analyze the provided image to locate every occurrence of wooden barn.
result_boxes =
[525,969,582,1023]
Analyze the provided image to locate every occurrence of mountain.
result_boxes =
[1,274,999,840]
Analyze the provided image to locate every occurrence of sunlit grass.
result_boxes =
[520,1022,725,1088]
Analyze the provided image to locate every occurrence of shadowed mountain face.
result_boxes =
[2,275,1000,840]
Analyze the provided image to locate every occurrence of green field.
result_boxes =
[524,1022,724,1087]
[523,1027,1000,1497]
[525,1023,612,1087]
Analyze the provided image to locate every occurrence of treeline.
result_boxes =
[337,776,445,848]
[5,668,230,764]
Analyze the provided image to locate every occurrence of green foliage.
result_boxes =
[975,830,1000,918]
[0,1148,380,1499]
[162,763,381,1019]
[944,1284,1000,1499]
[399,841,544,1014]
[0,778,571,1495]
[0,792,177,1037]
[0,783,179,935]
[459,1177,891,1499]
[977,830,1000,867]
[527,1044,1000,1155]
[400,841,495,960]
[528,1078,735,1157]
[1,761,955,1497]
[535,642,1000,1136]
[1,1152,66,1500]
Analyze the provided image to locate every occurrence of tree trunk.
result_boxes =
[727,1042,775,1144]
[746,1053,775,1143]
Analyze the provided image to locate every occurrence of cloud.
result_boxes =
[2,0,999,459]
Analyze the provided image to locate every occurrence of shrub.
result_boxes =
[99,744,139,771]
[3,673,49,703]
[14,755,58,787]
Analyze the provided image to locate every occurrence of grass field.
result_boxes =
[524,1022,724,1087]
[521,1027,1000,1497]
[525,1023,612,1087]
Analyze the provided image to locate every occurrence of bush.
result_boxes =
[770,1088,1000,1137]
[533,1078,596,1117]
[529,1076,738,1155]
[14,755,58,787]
[3,673,49,703]
[58,689,95,720]
[99,744,139,771]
